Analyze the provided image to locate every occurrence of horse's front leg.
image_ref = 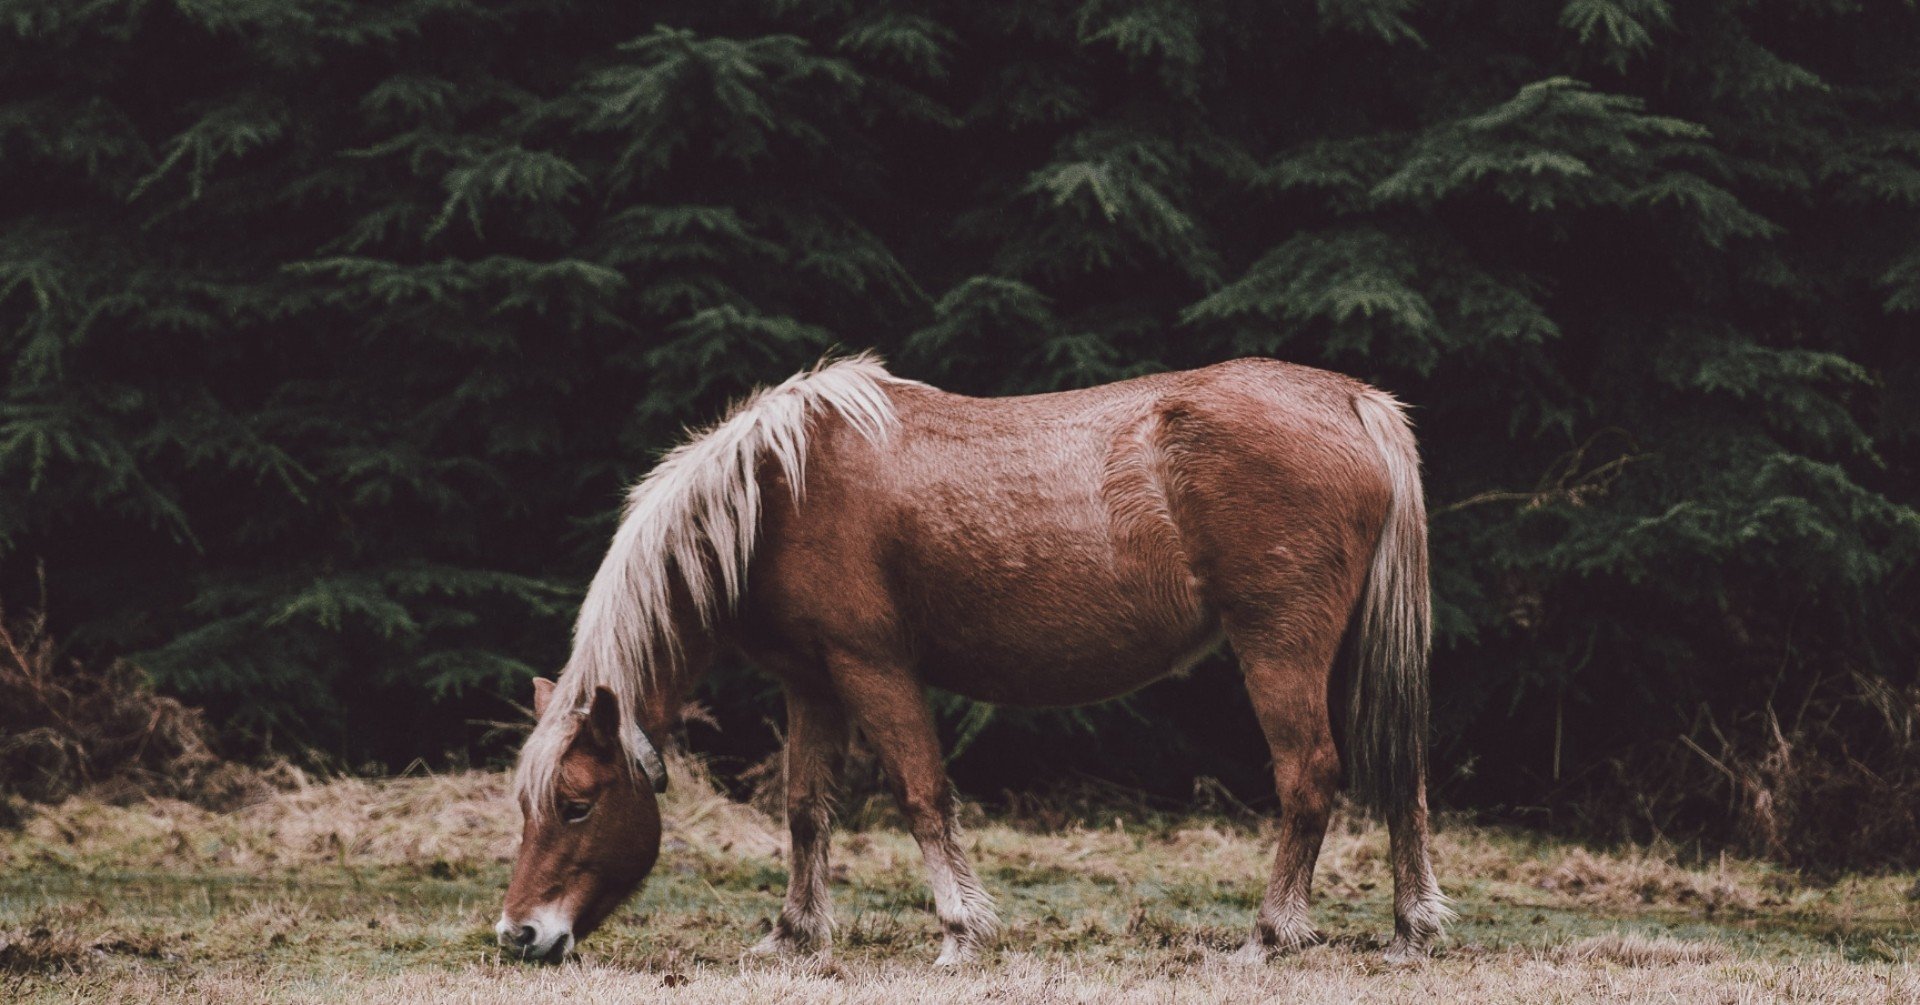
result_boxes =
[827,650,998,965]
[749,686,847,957]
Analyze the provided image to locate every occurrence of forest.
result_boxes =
[1,0,1916,868]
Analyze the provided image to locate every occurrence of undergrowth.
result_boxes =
[0,588,268,818]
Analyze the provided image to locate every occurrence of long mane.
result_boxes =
[514,353,906,813]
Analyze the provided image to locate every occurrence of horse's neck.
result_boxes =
[636,584,719,737]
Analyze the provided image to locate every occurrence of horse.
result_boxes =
[495,353,1450,966]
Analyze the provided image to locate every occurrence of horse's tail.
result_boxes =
[1344,392,1432,814]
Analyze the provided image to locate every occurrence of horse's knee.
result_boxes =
[893,783,955,835]
[788,796,831,844]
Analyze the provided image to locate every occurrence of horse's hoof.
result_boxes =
[933,936,981,967]
[744,930,827,960]
[1383,937,1431,966]
[1231,926,1323,966]
[1229,940,1273,966]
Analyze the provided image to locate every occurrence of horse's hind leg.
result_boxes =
[825,649,998,965]
[1224,611,1347,963]
[750,685,849,957]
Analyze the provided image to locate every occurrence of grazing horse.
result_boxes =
[496,354,1449,965]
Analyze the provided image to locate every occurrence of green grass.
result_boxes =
[2,765,1916,1003]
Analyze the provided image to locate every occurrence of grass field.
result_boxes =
[3,760,1916,1004]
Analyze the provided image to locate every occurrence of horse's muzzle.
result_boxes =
[495,913,574,963]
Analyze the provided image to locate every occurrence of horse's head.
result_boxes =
[496,680,665,962]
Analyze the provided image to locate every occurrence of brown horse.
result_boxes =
[496,354,1449,965]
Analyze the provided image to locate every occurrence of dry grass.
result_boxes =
[1541,932,1732,967]
[37,951,1920,1005]
[3,756,1915,1004]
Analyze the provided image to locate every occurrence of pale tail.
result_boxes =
[1346,393,1432,813]
[514,354,906,815]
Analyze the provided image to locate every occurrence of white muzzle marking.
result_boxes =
[496,906,575,962]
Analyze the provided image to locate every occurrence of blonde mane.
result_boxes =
[514,353,906,813]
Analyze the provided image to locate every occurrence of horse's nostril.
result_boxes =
[516,925,537,947]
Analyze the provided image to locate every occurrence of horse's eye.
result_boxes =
[561,800,593,823]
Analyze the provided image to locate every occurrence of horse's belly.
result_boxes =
[884,422,1220,705]
[896,519,1222,707]
[914,615,1224,706]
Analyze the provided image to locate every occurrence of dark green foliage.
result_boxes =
[2,0,1915,863]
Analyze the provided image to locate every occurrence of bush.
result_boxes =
[0,584,260,815]
[1575,676,1920,871]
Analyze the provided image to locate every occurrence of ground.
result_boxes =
[2,760,1915,1004]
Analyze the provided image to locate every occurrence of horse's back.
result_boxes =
[746,359,1396,705]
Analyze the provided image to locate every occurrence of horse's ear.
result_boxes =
[531,677,555,718]
[586,685,622,751]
